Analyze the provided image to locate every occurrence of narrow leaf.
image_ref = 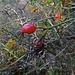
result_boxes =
[37,22,45,28]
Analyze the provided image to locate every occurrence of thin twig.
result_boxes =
[46,18,74,30]
[11,9,23,25]
[55,45,68,58]
[66,51,75,55]
[64,19,75,28]
[9,54,26,66]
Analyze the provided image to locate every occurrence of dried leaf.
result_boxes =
[25,5,34,10]
[5,39,16,49]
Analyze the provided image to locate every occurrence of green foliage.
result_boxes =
[48,66,57,75]
[30,0,38,3]
[37,22,45,28]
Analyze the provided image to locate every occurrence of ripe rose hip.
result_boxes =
[21,23,36,34]
[33,39,44,53]
[73,70,75,74]
[65,1,69,5]
[53,12,61,21]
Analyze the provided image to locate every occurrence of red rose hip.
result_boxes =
[53,12,61,21]
[65,1,69,5]
[73,70,75,74]
[21,23,36,34]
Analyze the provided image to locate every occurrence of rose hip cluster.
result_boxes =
[20,12,61,35]
[18,12,61,54]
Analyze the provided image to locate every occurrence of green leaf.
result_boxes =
[48,68,55,75]
[30,0,38,3]
[3,28,10,33]
[37,22,45,28]
[40,29,48,40]
[43,29,48,36]
[48,66,58,75]
[0,42,5,47]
